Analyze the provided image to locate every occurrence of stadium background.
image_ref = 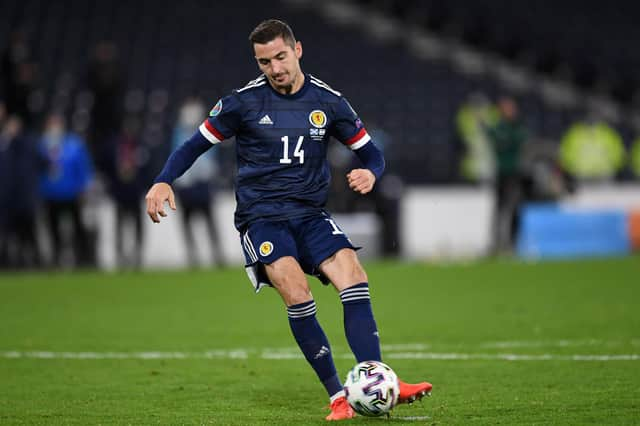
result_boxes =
[2,0,640,268]
[1,2,639,424]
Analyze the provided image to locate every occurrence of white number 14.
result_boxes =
[280,136,305,164]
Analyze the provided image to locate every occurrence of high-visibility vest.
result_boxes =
[456,103,499,181]
[559,122,625,179]
[630,138,640,177]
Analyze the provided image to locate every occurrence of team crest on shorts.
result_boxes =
[309,110,327,128]
[209,99,222,117]
[259,241,274,256]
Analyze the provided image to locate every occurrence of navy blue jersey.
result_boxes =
[199,74,371,231]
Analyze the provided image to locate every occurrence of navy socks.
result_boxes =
[287,284,382,399]
[340,283,382,362]
[287,300,343,398]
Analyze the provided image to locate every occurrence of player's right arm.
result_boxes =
[146,182,176,223]
[146,95,242,223]
[145,131,212,223]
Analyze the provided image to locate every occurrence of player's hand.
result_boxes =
[145,182,176,223]
[347,168,376,195]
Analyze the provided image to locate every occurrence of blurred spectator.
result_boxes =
[327,123,402,257]
[456,92,499,182]
[0,114,42,268]
[0,102,8,267]
[357,125,402,257]
[326,132,355,213]
[171,98,225,267]
[0,28,39,126]
[559,114,625,180]
[39,112,94,268]
[105,115,149,269]
[87,41,124,173]
[519,139,573,203]
[487,97,528,253]
[1,104,43,268]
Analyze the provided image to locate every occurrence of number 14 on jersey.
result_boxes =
[280,136,305,164]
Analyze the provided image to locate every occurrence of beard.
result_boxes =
[271,71,298,94]
[277,82,294,93]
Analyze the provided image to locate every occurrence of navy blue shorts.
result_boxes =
[240,212,359,292]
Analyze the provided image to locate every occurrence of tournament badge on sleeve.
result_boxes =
[209,99,222,117]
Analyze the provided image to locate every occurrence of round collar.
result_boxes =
[267,72,310,100]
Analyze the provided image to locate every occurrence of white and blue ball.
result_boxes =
[343,360,399,417]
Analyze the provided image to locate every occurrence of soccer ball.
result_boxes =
[343,360,399,417]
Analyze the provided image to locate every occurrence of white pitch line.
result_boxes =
[0,350,249,360]
[391,416,431,421]
[1,350,638,361]
[479,339,607,349]
[381,344,432,350]
[383,352,640,361]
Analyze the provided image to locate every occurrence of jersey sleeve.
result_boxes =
[330,97,371,150]
[198,93,243,144]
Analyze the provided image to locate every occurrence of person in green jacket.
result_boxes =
[487,96,528,253]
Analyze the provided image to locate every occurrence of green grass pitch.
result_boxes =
[1,256,639,425]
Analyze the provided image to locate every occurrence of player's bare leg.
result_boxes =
[265,256,354,421]
[264,256,312,306]
[321,248,434,405]
[319,248,368,292]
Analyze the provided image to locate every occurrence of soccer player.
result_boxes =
[145,19,432,421]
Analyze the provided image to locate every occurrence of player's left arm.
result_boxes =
[330,97,385,194]
[348,141,385,194]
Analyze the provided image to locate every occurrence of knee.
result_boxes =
[342,249,368,283]
[266,257,312,306]
[325,249,368,288]
[283,282,313,306]
[349,264,368,285]
[353,264,368,284]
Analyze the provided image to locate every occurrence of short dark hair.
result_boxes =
[249,19,296,49]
